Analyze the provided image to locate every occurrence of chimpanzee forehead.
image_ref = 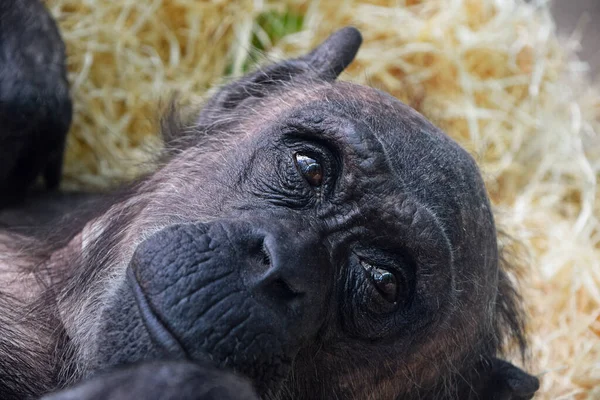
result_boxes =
[270,83,410,160]
[268,81,458,164]
[267,81,495,255]
[272,81,477,196]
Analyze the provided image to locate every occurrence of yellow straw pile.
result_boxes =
[45,0,600,398]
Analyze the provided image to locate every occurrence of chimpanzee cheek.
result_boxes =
[98,222,298,393]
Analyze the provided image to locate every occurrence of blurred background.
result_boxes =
[553,0,600,74]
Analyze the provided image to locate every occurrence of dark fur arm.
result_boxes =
[40,361,260,400]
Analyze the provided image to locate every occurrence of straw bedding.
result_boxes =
[43,0,600,398]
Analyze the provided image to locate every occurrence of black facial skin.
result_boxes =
[0,0,72,207]
[0,5,539,399]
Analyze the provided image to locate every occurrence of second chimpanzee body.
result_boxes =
[0,0,72,207]
[0,1,539,399]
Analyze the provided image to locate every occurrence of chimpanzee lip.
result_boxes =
[126,266,190,359]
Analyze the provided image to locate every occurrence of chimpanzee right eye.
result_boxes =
[293,153,323,187]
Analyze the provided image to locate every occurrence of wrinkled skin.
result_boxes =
[0,3,539,400]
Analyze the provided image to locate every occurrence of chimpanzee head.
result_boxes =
[60,27,538,399]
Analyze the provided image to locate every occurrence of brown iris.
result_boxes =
[294,153,323,187]
[360,260,398,303]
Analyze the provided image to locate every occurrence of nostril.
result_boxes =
[268,278,303,303]
[259,240,271,268]
[251,236,305,304]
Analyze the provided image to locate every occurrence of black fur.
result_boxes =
[0,0,72,207]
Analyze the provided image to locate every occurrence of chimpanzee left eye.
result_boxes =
[360,260,398,303]
[293,153,323,187]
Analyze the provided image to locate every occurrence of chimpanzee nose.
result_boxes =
[246,226,331,313]
[128,220,332,363]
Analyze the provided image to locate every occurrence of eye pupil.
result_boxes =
[294,153,323,187]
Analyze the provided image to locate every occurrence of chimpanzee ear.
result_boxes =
[196,27,362,126]
[295,26,363,81]
[479,358,540,400]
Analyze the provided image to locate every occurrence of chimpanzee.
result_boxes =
[0,0,72,207]
[0,1,540,399]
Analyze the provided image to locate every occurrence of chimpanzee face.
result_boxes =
[62,28,530,399]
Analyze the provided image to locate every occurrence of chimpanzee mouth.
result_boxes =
[126,266,190,360]
[125,260,292,397]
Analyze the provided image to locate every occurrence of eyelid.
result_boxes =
[354,249,414,279]
[281,126,343,157]
[282,131,342,168]
[355,251,396,270]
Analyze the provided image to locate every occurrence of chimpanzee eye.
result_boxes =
[293,153,323,187]
[360,260,398,303]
